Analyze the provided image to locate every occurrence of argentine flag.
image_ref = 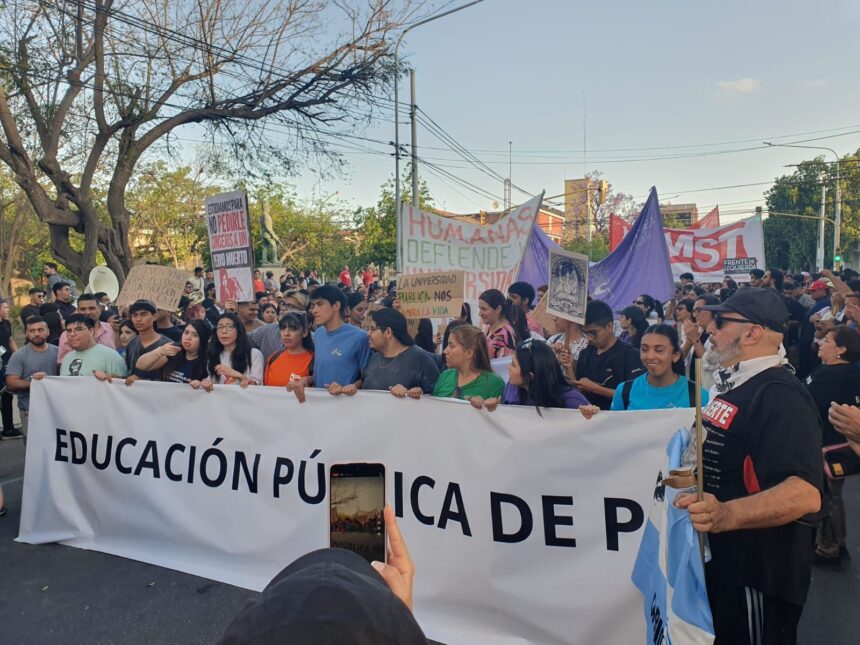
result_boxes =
[632,429,714,644]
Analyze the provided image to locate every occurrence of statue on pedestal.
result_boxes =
[260,203,281,266]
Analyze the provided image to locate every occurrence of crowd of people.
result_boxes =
[2,260,860,643]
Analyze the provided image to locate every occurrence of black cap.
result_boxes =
[218,548,428,645]
[702,288,788,332]
[128,299,157,314]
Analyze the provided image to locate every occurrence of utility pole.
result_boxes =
[392,1,485,271]
[586,178,593,246]
[834,163,842,269]
[817,176,827,271]
[410,70,419,208]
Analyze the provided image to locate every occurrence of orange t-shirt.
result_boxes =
[265,350,314,386]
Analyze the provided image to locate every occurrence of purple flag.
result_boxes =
[589,188,674,312]
[517,187,674,313]
[516,221,558,289]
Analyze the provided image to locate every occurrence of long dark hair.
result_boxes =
[512,340,569,413]
[43,311,64,343]
[442,319,467,352]
[460,302,472,324]
[641,324,684,375]
[279,312,314,352]
[620,306,648,347]
[479,288,529,344]
[208,312,252,376]
[162,319,210,382]
[638,294,663,320]
[415,318,436,353]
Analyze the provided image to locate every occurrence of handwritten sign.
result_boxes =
[397,270,465,319]
[205,191,255,302]
[117,265,189,311]
[397,194,542,302]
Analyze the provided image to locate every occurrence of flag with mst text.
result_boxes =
[632,429,714,645]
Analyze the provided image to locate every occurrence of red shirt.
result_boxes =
[338,270,351,286]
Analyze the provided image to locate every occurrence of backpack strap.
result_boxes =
[621,379,634,410]
[687,378,697,407]
[266,347,287,370]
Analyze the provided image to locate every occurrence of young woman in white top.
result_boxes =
[200,312,263,389]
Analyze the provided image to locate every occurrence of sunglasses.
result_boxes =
[633,300,646,306]
[713,314,757,330]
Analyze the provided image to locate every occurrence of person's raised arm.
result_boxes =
[135,344,179,372]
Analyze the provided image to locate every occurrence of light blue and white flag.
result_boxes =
[631,429,714,645]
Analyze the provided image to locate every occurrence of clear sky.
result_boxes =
[289,0,860,222]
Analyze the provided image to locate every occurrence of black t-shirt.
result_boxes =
[781,294,806,346]
[0,320,11,370]
[165,359,198,384]
[125,334,172,380]
[156,324,184,343]
[805,363,860,446]
[20,304,40,326]
[575,340,644,409]
[56,300,77,320]
[700,367,823,605]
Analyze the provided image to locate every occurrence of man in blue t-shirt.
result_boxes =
[310,285,370,395]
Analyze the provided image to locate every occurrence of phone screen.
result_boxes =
[329,463,386,564]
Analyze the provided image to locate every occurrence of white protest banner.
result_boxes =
[397,270,465,319]
[116,265,189,311]
[398,193,543,302]
[547,248,588,324]
[19,378,692,645]
[205,191,255,302]
[664,215,765,281]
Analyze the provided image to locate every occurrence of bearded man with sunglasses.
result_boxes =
[675,288,822,645]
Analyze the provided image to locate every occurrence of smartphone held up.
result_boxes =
[329,463,386,564]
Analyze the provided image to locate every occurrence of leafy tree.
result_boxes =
[0,170,50,298]
[125,162,218,268]
[563,235,610,262]
[0,0,426,284]
[352,167,433,271]
[764,156,834,271]
[588,170,638,234]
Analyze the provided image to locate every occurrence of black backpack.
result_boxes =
[620,377,697,410]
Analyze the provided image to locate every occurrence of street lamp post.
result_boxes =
[393,0,484,272]
[763,141,841,269]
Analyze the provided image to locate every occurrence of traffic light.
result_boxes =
[834,248,843,263]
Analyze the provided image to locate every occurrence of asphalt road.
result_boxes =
[1,437,858,644]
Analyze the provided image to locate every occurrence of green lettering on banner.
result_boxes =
[406,239,419,263]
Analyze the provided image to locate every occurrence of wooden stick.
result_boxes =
[694,358,705,561]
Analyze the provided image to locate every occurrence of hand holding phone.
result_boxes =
[329,463,386,564]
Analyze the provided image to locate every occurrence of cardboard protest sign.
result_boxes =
[116,265,189,311]
[532,293,557,333]
[205,191,255,302]
[397,270,465,319]
[546,248,588,324]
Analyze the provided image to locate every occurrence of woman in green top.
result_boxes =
[431,324,504,400]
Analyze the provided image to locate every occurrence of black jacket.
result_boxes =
[805,362,860,446]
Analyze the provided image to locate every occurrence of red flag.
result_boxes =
[689,206,720,229]
[609,214,632,251]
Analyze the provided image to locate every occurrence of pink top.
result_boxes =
[57,321,116,364]
[486,323,516,359]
